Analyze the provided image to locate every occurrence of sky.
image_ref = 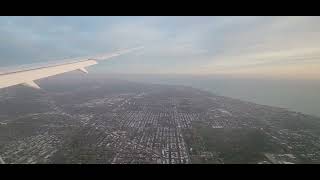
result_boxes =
[1,16,320,79]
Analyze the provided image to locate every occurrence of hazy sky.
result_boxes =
[1,16,320,79]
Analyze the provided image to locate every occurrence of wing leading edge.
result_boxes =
[0,47,143,89]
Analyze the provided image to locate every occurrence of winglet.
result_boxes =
[23,81,41,89]
[93,46,144,61]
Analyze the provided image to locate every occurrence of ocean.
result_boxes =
[111,74,320,118]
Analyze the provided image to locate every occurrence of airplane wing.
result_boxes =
[0,47,143,89]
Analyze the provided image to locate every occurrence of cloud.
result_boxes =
[0,16,320,79]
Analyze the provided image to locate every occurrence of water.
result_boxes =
[111,74,320,118]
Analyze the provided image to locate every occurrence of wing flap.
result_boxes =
[78,67,89,74]
[23,81,41,89]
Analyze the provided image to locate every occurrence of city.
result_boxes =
[0,76,320,164]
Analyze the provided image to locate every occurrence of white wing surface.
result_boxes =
[0,47,143,89]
